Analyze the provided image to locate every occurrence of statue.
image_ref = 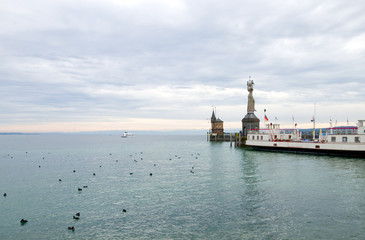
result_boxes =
[247,79,255,112]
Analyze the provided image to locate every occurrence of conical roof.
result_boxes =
[211,110,216,122]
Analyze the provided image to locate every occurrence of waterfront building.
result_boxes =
[210,109,224,135]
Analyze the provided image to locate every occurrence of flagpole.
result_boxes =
[313,103,316,141]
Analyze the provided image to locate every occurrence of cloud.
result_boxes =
[0,0,365,132]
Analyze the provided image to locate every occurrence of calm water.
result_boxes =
[0,135,364,239]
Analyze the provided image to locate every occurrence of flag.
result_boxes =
[264,115,268,122]
[311,117,315,122]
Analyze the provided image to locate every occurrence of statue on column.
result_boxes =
[247,79,255,113]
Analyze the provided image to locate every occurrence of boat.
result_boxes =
[245,120,365,158]
[121,132,133,138]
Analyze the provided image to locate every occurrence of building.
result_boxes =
[210,109,224,135]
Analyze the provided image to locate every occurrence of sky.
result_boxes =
[1,0,365,133]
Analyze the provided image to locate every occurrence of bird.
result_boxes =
[59,179,62,182]
[83,186,88,188]
[75,212,80,216]
[93,173,96,176]
[73,216,79,220]
[149,173,153,176]
[78,188,82,191]
[20,219,28,224]
[3,193,6,197]
[122,209,127,213]
[68,226,75,231]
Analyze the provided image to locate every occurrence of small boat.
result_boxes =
[121,132,133,138]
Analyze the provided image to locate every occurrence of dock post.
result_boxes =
[230,133,232,147]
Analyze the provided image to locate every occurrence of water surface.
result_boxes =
[1,135,364,239]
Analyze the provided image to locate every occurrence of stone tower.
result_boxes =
[242,79,260,137]
[211,109,224,135]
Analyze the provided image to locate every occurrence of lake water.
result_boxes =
[0,135,364,239]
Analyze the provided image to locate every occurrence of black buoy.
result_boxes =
[20,219,28,224]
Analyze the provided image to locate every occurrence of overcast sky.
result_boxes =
[1,0,364,133]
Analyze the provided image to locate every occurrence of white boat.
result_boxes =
[121,132,133,138]
[245,120,365,158]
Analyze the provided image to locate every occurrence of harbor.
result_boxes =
[208,79,365,158]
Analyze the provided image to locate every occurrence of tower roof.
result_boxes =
[211,110,216,122]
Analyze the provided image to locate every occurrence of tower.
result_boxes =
[211,109,224,135]
[242,79,260,137]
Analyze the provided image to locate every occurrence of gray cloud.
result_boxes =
[1,0,364,131]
